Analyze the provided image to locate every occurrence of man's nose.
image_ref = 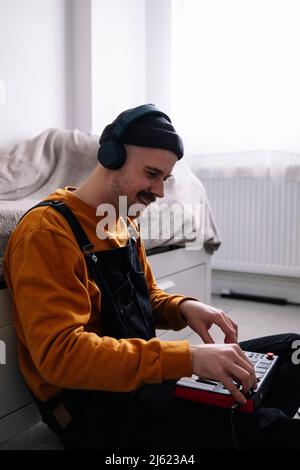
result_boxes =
[150,179,165,199]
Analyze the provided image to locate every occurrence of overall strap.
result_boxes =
[21,200,123,319]
[21,200,97,260]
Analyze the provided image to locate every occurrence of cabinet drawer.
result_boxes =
[0,288,12,328]
[0,325,33,419]
[148,247,209,280]
[156,264,207,301]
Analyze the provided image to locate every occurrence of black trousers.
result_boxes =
[55,333,300,450]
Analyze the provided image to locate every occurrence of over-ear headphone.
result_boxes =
[97,103,172,170]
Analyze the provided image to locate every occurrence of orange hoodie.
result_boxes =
[3,188,193,402]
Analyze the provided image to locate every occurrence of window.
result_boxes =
[170,0,300,154]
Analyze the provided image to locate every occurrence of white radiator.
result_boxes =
[203,178,300,278]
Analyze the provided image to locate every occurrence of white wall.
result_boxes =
[0,0,148,146]
[91,0,146,134]
[0,0,69,148]
[145,0,172,114]
[70,0,92,131]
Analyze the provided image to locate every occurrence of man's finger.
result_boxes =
[230,364,254,394]
[232,348,257,389]
[221,314,239,343]
[199,329,215,344]
[227,317,238,338]
[212,312,237,343]
[221,376,247,405]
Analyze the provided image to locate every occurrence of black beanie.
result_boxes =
[99,108,184,160]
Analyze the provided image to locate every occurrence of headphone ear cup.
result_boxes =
[113,142,127,169]
[98,141,126,169]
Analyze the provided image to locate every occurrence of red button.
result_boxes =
[266,352,274,360]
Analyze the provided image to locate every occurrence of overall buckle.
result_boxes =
[83,244,98,263]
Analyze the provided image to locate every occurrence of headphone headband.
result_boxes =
[111,104,172,142]
[98,103,173,170]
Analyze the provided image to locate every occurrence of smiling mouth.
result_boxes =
[138,197,149,206]
[136,192,156,206]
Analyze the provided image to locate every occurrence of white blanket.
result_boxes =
[0,128,98,200]
[0,129,221,277]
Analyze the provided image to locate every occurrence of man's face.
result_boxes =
[110,145,177,217]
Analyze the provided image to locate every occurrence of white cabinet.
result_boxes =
[147,246,211,341]
[0,287,12,328]
[148,246,211,304]
[157,264,207,299]
[0,288,40,444]
[0,325,34,418]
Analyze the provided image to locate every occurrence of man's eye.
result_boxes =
[146,172,157,178]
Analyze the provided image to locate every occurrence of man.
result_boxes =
[3,104,300,450]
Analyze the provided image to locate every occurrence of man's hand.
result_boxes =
[190,343,257,405]
[179,300,257,404]
[179,299,238,344]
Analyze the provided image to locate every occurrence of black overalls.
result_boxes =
[21,200,159,447]
[26,200,156,341]
[20,200,300,450]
